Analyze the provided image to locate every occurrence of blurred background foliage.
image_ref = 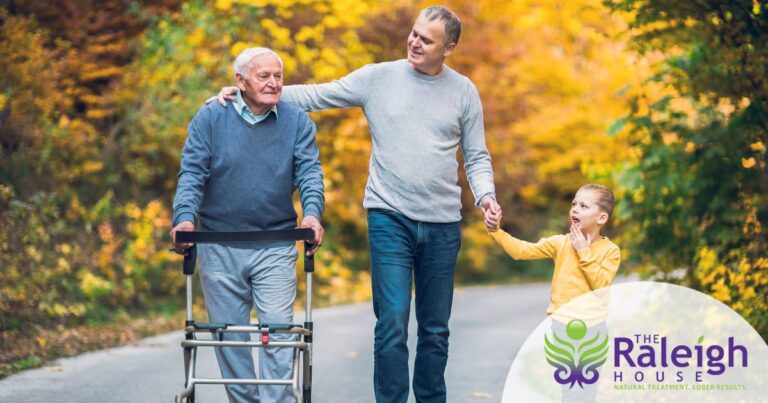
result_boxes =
[0,0,765,367]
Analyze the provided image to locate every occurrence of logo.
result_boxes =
[544,319,609,389]
[504,283,768,402]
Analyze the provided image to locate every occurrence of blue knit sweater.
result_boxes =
[172,100,324,235]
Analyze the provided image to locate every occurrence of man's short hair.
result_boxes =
[233,47,283,79]
[578,184,615,218]
[421,6,461,46]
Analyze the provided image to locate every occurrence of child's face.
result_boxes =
[570,190,608,232]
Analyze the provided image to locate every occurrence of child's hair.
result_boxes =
[578,184,615,218]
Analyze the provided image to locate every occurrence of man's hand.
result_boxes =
[204,86,239,106]
[170,221,196,254]
[569,223,591,251]
[481,195,502,232]
[300,215,325,256]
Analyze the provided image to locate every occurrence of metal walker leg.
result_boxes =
[173,230,316,403]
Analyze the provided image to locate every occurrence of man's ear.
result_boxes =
[597,212,609,226]
[235,73,247,91]
[443,42,456,58]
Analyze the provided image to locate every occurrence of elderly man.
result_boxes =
[214,6,501,402]
[172,47,324,403]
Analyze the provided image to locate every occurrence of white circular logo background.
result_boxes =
[502,281,768,402]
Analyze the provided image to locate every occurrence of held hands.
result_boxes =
[204,86,239,106]
[170,221,196,254]
[569,223,591,251]
[482,196,502,232]
[300,215,325,256]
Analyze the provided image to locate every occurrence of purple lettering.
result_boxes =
[706,345,725,375]
[671,345,691,367]
[637,345,656,367]
[694,344,703,367]
[614,337,635,366]
[728,337,748,367]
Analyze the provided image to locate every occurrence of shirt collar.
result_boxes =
[234,89,278,122]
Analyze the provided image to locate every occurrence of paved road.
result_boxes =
[0,283,551,402]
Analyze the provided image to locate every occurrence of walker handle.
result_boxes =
[183,245,197,275]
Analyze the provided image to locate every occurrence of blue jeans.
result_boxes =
[367,208,461,403]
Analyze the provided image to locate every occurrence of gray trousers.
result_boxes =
[198,243,298,403]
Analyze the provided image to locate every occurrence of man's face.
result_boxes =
[236,53,283,112]
[407,13,455,74]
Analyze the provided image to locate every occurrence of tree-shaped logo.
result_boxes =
[544,319,609,389]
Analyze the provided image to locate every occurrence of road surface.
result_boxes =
[0,283,551,402]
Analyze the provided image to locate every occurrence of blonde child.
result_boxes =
[485,184,621,317]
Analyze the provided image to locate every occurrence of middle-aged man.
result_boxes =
[172,47,324,403]
[214,6,502,403]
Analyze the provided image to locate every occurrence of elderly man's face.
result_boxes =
[407,13,455,75]
[236,53,283,113]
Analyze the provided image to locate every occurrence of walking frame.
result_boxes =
[173,229,316,403]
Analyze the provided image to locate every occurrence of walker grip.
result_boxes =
[183,245,197,275]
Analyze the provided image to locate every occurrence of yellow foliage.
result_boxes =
[632,187,645,203]
[230,41,251,58]
[26,246,42,263]
[81,160,104,174]
[710,279,731,303]
[215,0,233,11]
[79,271,114,298]
[80,66,123,81]
[295,26,321,43]
[188,28,205,47]
[322,15,341,29]
[58,243,72,255]
[260,18,291,47]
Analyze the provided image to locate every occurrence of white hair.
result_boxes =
[232,47,283,79]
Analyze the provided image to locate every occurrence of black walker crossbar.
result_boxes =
[174,229,316,403]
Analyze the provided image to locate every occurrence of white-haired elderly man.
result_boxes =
[171,47,325,403]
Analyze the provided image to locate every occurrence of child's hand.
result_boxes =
[482,196,502,232]
[569,223,591,250]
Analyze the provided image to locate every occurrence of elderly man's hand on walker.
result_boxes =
[300,215,324,256]
[170,220,195,254]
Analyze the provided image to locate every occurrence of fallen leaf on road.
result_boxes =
[470,391,493,398]
[45,365,63,372]
[345,351,359,358]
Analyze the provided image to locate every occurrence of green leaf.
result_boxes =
[608,116,630,137]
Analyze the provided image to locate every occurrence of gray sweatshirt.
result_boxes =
[282,59,495,223]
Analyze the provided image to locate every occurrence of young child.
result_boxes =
[486,184,621,317]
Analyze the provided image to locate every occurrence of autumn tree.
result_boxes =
[605,0,768,338]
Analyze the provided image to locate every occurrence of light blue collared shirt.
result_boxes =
[234,90,278,124]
